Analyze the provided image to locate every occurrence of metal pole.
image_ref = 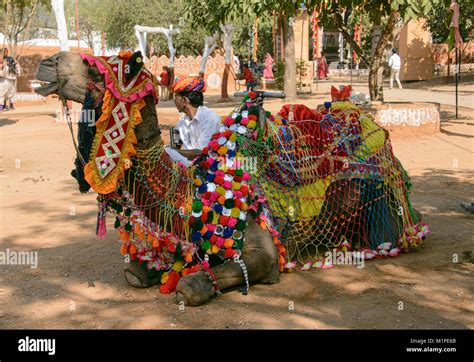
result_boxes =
[350,44,352,86]
[455,47,458,119]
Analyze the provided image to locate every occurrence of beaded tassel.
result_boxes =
[96,195,108,239]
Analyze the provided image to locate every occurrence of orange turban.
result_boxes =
[172,76,207,93]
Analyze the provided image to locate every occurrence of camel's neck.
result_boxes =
[122,95,192,236]
[135,95,163,150]
[124,140,193,239]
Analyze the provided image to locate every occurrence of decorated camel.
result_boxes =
[35,51,428,306]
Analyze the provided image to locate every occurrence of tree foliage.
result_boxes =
[2,0,50,56]
[424,0,473,43]
[313,0,432,101]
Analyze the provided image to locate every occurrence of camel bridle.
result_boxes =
[55,56,105,167]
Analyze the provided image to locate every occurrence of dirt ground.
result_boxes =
[0,77,473,329]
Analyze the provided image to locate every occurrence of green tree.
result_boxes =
[314,0,432,101]
[100,0,206,57]
[247,0,313,100]
[2,0,50,57]
[184,0,317,99]
[424,0,473,43]
[63,0,111,50]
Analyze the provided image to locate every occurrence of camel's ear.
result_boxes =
[125,51,144,82]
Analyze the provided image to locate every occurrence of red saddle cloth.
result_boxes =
[266,103,363,184]
[80,52,160,194]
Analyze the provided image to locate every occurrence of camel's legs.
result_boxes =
[175,220,280,306]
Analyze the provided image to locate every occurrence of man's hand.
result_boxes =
[176,149,201,161]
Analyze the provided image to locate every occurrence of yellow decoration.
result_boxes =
[231,208,241,218]
[353,114,386,160]
[264,176,332,221]
[161,272,169,284]
[172,261,184,272]
[218,146,228,155]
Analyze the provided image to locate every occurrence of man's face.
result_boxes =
[174,94,187,113]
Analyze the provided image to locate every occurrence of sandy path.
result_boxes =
[0,86,472,329]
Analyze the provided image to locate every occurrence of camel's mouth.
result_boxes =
[34,60,59,96]
[34,80,59,96]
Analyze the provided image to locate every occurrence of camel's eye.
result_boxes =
[88,67,103,83]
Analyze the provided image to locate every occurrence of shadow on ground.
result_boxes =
[0,167,472,329]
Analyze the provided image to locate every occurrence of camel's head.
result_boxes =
[35,51,160,194]
[35,52,106,193]
[35,51,104,103]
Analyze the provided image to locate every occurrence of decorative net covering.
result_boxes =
[238,100,428,265]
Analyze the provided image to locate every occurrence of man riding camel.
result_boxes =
[165,76,221,166]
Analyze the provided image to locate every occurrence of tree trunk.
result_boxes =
[221,63,230,99]
[282,15,297,100]
[51,0,70,52]
[220,23,233,100]
[368,11,403,101]
[199,33,218,79]
[168,66,175,100]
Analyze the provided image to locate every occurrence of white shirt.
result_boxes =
[233,55,240,74]
[175,106,221,150]
[388,53,401,70]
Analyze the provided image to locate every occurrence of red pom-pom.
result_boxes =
[227,169,235,176]
[224,130,232,138]
[233,176,243,182]
[202,147,209,155]
[210,235,218,244]
[240,185,249,196]
[224,248,236,258]
[214,176,224,185]
[234,199,242,208]
[248,114,257,121]
[211,143,220,152]
[159,284,171,294]
[220,215,230,226]
[165,271,181,292]
[249,91,257,99]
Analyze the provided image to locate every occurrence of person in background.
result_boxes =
[233,54,240,76]
[159,66,170,100]
[263,53,274,79]
[318,51,329,80]
[242,64,256,92]
[0,48,20,112]
[165,76,221,167]
[388,48,402,89]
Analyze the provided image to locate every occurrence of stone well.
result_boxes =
[361,102,441,140]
